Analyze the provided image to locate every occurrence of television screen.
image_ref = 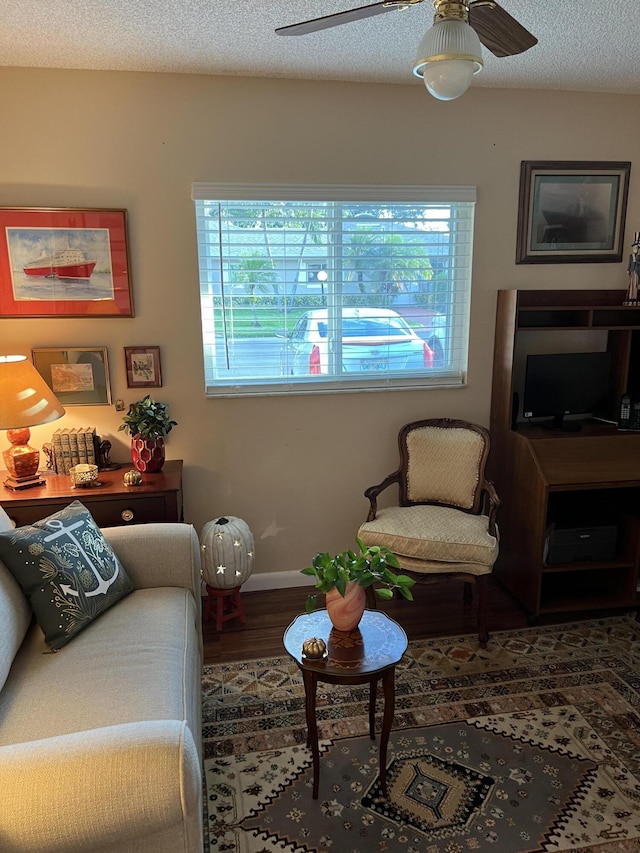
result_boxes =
[523,351,611,430]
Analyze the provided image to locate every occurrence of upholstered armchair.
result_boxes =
[357,418,500,647]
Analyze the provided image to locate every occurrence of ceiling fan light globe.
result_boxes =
[422,59,476,100]
[413,18,483,100]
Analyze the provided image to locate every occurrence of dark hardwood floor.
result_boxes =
[202,578,635,665]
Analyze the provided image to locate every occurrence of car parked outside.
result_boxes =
[281,307,434,376]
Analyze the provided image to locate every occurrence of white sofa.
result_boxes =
[0,504,203,853]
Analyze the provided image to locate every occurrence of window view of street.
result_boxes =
[194,194,475,393]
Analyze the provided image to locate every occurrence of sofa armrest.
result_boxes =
[102,523,201,597]
[0,719,201,853]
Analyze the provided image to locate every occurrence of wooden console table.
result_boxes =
[0,460,183,528]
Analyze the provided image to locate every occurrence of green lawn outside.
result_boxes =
[212,305,309,338]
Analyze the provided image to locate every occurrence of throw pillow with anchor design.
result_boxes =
[0,500,132,650]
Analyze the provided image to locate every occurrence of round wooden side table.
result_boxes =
[283,608,408,799]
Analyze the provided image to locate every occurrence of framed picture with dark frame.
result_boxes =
[124,346,162,388]
[516,160,631,264]
[0,207,133,317]
[32,347,112,405]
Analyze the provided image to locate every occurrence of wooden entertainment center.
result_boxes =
[490,289,640,619]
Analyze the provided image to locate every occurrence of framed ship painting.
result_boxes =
[0,207,133,317]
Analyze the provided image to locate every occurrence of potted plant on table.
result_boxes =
[301,537,415,632]
[118,395,177,473]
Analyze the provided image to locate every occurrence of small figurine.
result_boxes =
[302,637,327,659]
[42,443,54,471]
[624,231,640,306]
[98,439,121,471]
[123,469,143,487]
[98,439,112,469]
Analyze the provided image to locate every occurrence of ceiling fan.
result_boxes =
[276,0,538,101]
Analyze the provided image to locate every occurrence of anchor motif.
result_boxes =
[43,518,119,597]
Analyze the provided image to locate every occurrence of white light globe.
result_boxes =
[413,18,483,101]
[422,59,477,101]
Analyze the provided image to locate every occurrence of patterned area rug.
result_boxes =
[202,613,640,852]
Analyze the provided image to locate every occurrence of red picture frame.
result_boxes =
[0,207,133,317]
[124,346,162,388]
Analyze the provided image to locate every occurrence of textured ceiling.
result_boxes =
[1,0,639,93]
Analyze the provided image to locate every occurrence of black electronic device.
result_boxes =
[523,351,611,431]
[546,523,617,565]
[618,394,640,430]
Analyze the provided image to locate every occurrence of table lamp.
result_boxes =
[0,355,65,490]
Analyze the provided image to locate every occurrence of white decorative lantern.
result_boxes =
[200,516,254,590]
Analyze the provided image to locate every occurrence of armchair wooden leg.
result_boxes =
[476,575,489,649]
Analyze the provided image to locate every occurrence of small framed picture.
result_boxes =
[516,160,631,264]
[124,346,162,388]
[32,347,112,405]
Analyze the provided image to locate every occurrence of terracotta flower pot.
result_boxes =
[130,435,165,473]
[325,581,366,632]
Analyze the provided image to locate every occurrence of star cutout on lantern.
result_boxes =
[233,539,242,548]
[247,551,254,558]
[235,569,241,578]
[215,530,225,539]
[216,565,226,574]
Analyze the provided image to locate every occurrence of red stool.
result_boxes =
[204,585,246,632]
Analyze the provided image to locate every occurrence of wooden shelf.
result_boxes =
[542,560,634,575]
[489,289,640,619]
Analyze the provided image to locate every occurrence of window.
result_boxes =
[192,183,476,396]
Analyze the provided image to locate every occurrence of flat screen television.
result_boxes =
[523,351,611,430]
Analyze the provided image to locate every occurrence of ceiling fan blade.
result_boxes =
[276,0,424,37]
[469,1,537,58]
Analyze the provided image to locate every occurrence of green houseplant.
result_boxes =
[119,395,177,440]
[118,395,177,473]
[302,537,415,631]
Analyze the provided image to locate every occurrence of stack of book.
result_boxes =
[50,428,98,475]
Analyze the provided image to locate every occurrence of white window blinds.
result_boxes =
[193,183,476,397]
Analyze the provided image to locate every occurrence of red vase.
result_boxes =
[326,581,366,632]
[130,435,165,473]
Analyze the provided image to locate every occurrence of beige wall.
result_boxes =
[1,68,638,585]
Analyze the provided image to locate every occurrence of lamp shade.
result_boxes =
[0,355,65,430]
[413,18,483,101]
